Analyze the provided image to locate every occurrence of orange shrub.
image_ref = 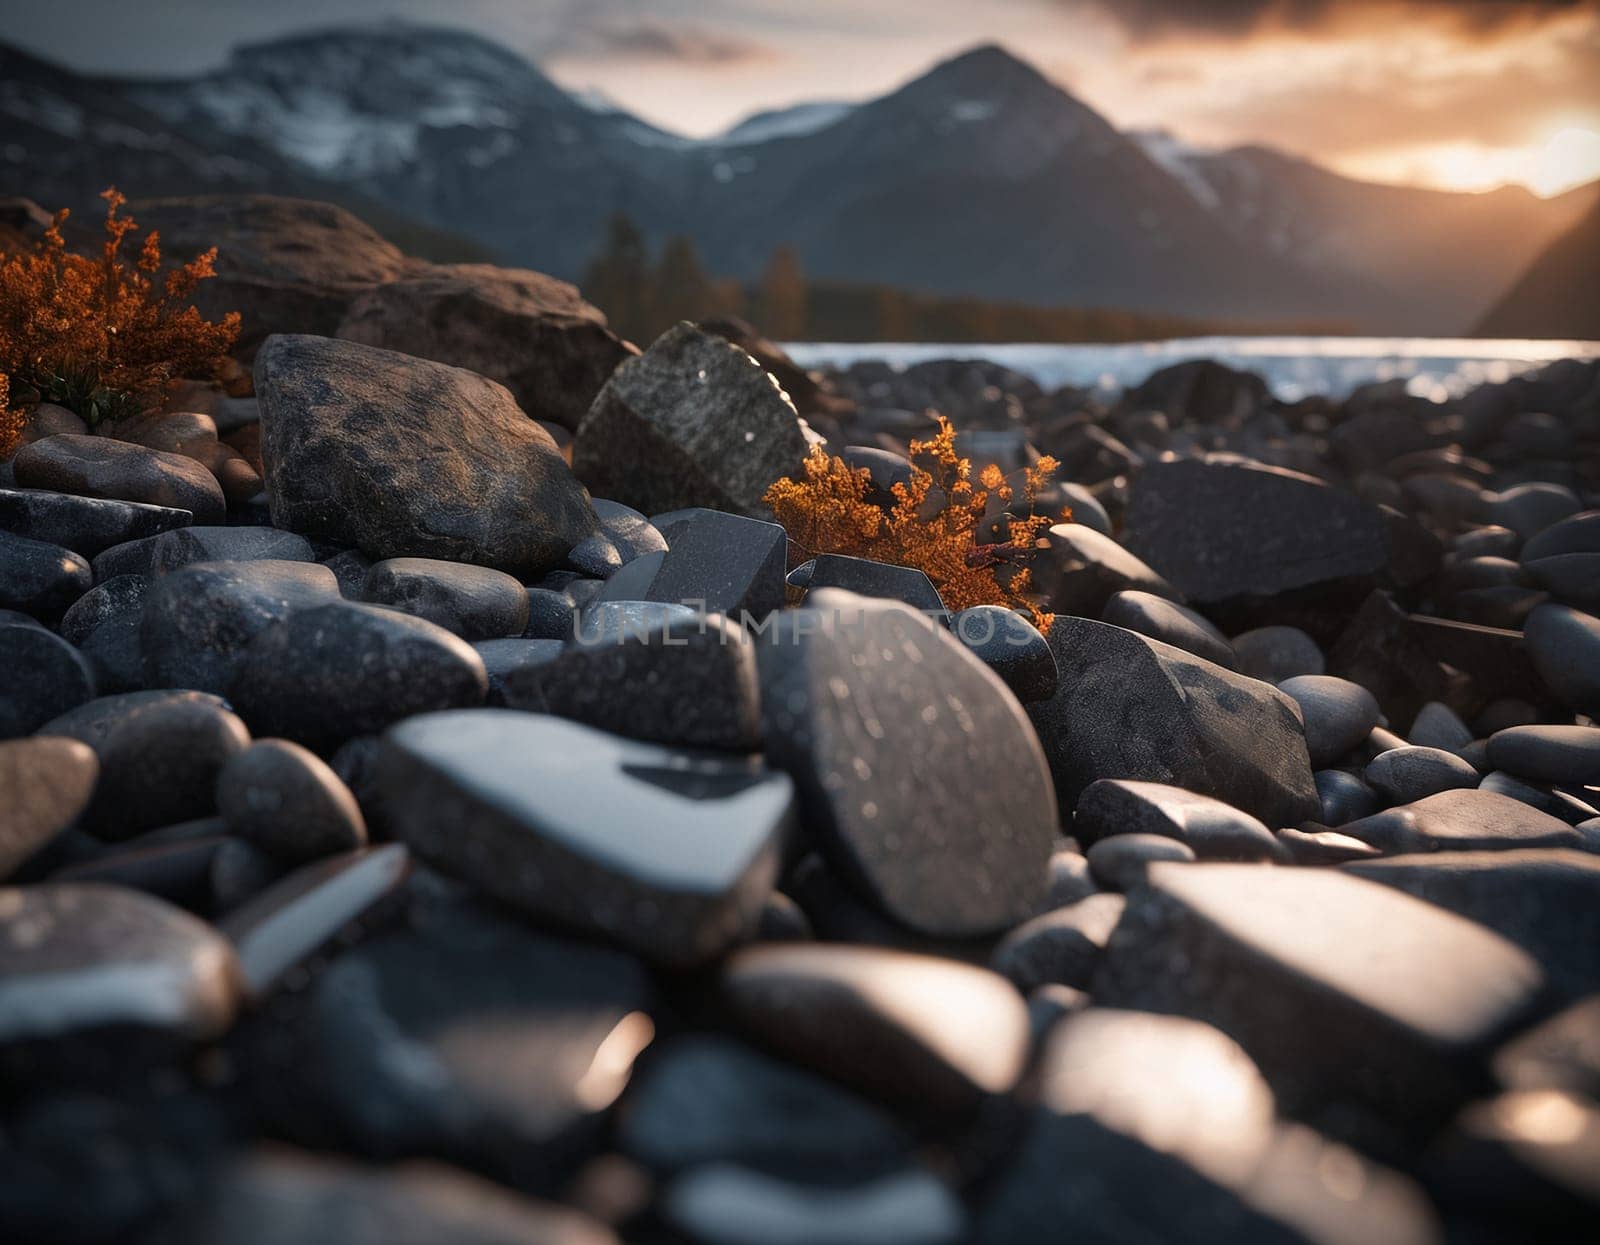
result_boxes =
[0,188,239,438]
[765,416,1066,629]
[0,373,21,460]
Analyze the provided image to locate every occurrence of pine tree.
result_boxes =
[651,235,713,332]
[758,244,808,340]
[582,213,651,343]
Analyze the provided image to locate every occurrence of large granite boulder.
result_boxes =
[1027,617,1319,829]
[254,334,597,576]
[131,196,412,356]
[336,264,633,431]
[571,324,809,519]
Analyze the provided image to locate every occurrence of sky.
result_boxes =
[3,0,1598,196]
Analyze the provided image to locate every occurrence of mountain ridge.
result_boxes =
[1,26,1593,333]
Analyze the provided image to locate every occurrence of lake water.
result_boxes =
[784,337,1600,404]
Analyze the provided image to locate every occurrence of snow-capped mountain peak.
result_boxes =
[714,101,856,146]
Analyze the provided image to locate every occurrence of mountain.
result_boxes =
[1142,136,1599,334]
[717,101,857,145]
[1474,197,1600,339]
[1,26,1592,333]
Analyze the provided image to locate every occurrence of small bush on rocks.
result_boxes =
[764,415,1064,627]
[0,188,239,447]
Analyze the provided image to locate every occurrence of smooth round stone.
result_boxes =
[1525,604,1600,715]
[524,586,578,640]
[12,434,225,523]
[42,692,251,840]
[1409,701,1475,752]
[216,739,369,863]
[563,498,667,579]
[802,553,947,617]
[0,625,97,740]
[361,557,530,640]
[0,883,240,1048]
[1495,996,1600,1098]
[949,605,1058,703]
[1055,482,1111,536]
[1230,626,1324,684]
[990,893,1126,992]
[1074,779,1283,860]
[0,529,93,622]
[1475,698,1540,737]
[1045,850,1098,909]
[0,487,191,557]
[1364,745,1481,803]
[723,943,1030,1116]
[139,559,343,696]
[218,845,411,997]
[1102,590,1237,670]
[230,602,489,750]
[1086,833,1197,891]
[380,711,789,967]
[1522,510,1600,563]
[759,593,1058,938]
[1451,525,1521,560]
[472,637,563,705]
[58,575,150,694]
[1487,725,1600,786]
[1275,826,1383,865]
[1524,552,1600,606]
[664,1165,965,1245]
[619,1035,912,1176]
[1483,482,1581,541]
[0,737,98,881]
[1279,675,1382,768]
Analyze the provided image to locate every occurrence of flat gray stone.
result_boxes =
[1337,788,1587,854]
[1094,863,1545,1151]
[597,507,788,622]
[379,711,790,966]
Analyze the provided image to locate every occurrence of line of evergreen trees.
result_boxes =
[582,213,1337,346]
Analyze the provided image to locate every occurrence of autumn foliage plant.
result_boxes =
[764,417,1066,629]
[0,188,239,456]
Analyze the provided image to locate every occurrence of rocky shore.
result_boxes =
[3,196,1599,1243]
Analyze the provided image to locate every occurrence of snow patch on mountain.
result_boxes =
[716,101,855,145]
[1132,129,1221,211]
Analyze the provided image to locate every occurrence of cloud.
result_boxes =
[1074,0,1598,42]
[583,16,776,63]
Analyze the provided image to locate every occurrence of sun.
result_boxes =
[1530,126,1600,197]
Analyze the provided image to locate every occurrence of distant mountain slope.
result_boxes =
[1166,142,1599,333]
[1474,198,1600,339]
[1,25,1591,333]
[0,39,491,262]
